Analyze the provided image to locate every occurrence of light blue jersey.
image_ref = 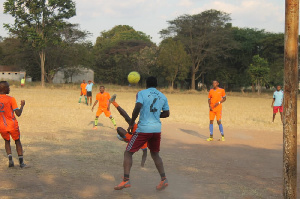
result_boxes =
[86,83,94,92]
[136,88,169,133]
[273,90,284,106]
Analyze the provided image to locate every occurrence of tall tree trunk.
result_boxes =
[169,81,173,90]
[39,50,45,87]
[251,83,255,93]
[257,81,261,95]
[191,66,196,90]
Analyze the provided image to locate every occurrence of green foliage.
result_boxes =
[248,55,270,93]
[259,33,284,86]
[93,25,154,84]
[157,38,190,88]
[160,9,238,89]
[3,0,77,86]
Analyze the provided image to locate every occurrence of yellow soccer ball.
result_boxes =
[127,71,140,84]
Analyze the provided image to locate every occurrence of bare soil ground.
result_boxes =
[0,87,299,199]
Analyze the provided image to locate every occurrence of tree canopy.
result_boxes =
[4,0,77,87]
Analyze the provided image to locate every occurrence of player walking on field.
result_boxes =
[207,80,226,141]
[0,81,27,168]
[85,80,94,106]
[114,76,170,191]
[91,86,116,129]
[79,80,88,105]
[271,85,284,123]
[110,94,147,167]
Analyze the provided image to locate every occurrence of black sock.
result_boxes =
[8,154,12,161]
[124,174,129,181]
[18,156,24,164]
[160,173,166,180]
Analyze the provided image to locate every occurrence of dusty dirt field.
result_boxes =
[0,86,299,199]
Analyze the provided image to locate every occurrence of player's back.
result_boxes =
[136,88,169,133]
[0,95,19,131]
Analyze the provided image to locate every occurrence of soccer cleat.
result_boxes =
[114,179,131,190]
[93,126,98,130]
[109,94,117,103]
[20,163,28,168]
[206,137,213,141]
[156,178,168,191]
[9,160,14,167]
[221,137,225,141]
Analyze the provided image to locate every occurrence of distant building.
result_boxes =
[52,67,94,84]
[0,65,31,82]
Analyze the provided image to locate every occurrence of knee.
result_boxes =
[150,151,160,159]
[124,150,134,157]
[117,127,122,133]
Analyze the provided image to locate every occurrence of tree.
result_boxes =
[4,0,76,87]
[160,9,237,90]
[259,33,284,87]
[157,38,190,89]
[43,24,91,83]
[248,55,270,94]
[93,25,154,84]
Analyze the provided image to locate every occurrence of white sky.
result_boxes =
[0,0,285,45]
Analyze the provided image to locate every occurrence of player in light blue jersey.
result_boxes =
[271,85,284,123]
[114,76,170,191]
[85,80,94,106]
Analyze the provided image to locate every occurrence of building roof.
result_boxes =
[0,65,23,72]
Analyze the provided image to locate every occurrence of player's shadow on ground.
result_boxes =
[88,121,103,127]
[179,128,207,139]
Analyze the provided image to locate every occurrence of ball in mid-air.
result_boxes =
[127,71,140,84]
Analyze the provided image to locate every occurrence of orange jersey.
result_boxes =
[0,95,19,131]
[124,124,147,150]
[96,92,111,108]
[80,83,87,94]
[208,88,226,110]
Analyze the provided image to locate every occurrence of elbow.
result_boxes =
[166,111,170,117]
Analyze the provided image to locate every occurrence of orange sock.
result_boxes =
[112,101,119,108]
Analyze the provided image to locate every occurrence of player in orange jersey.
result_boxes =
[109,94,147,167]
[207,80,226,141]
[0,81,27,168]
[91,86,116,129]
[79,80,88,105]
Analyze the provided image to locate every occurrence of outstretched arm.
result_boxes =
[128,103,142,133]
[15,100,25,117]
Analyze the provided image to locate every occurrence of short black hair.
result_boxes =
[0,81,8,92]
[100,85,105,88]
[146,76,157,88]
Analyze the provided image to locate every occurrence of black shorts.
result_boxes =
[87,91,92,97]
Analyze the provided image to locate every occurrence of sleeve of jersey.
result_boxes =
[208,90,212,99]
[11,97,19,111]
[162,98,169,111]
[136,92,143,104]
[222,89,226,98]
